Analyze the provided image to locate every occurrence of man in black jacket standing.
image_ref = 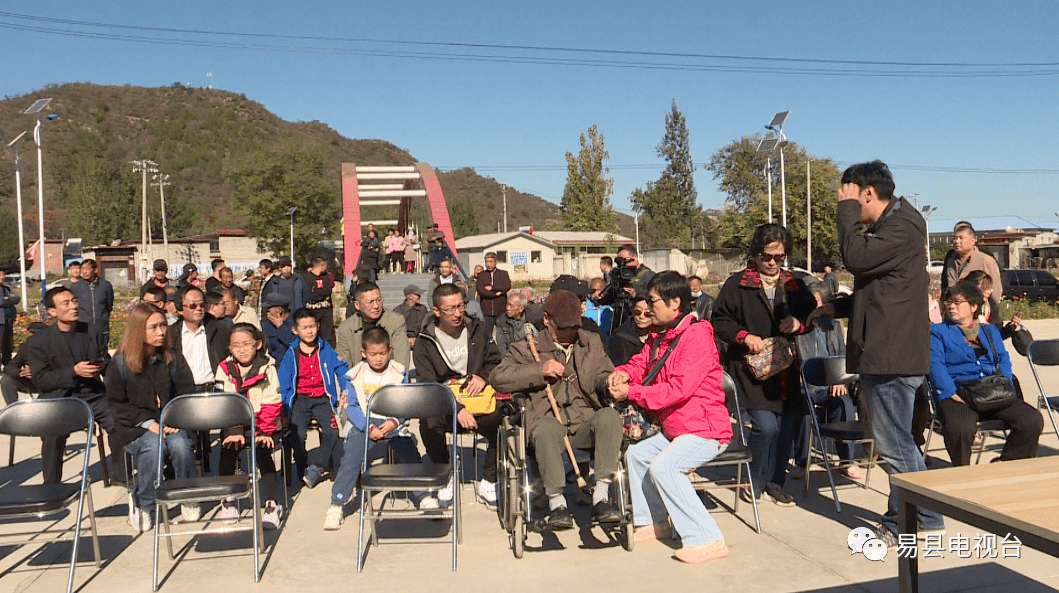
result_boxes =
[169,286,230,392]
[414,283,502,509]
[70,258,114,348]
[810,161,944,546]
[28,287,122,484]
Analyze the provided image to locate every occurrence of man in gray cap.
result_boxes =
[490,289,621,529]
[534,275,602,337]
[141,259,171,299]
[393,284,428,349]
[261,292,295,359]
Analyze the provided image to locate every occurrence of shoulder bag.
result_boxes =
[955,329,1018,413]
[744,335,795,381]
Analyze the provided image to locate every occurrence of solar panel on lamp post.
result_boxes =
[764,110,791,229]
[25,98,52,300]
[4,131,30,311]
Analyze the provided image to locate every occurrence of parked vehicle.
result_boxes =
[1002,269,1059,302]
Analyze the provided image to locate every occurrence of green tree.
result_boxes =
[632,101,698,248]
[0,207,19,268]
[705,135,843,269]
[449,197,480,239]
[224,142,340,266]
[559,125,616,232]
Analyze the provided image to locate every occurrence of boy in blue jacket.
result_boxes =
[280,308,349,487]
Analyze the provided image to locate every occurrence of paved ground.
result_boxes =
[3,320,1059,593]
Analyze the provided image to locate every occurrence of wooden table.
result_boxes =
[891,457,1059,593]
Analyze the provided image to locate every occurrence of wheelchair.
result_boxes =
[495,396,634,558]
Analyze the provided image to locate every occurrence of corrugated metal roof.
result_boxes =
[454,231,554,250]
[928,216,1054,234]
[533,231,633,244]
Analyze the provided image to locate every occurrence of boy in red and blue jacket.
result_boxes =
[279,308,349,488]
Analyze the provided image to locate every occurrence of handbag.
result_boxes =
[955,329,1019,413]
[620,332,683,442]
[744,336,795,381]
[447,378,497,416]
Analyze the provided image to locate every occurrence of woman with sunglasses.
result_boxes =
[606,296,653,366]
[712,223,814,507]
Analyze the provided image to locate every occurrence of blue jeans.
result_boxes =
[747,406,801,490]
[291,396,340,478]
[125,428,196,514]
[860,374,944,534]
[626,433,727,547]
[330,419,423,506]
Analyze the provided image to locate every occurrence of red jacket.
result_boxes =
[617,314,732,444]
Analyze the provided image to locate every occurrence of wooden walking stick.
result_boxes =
[524,324,587,488]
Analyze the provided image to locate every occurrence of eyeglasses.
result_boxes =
[359,298,383,306]
[230,341,257,350]
[185,302,204,310]
[943,299,970,306]
[646,296,664,307]
[438,304,466,315]
[633,310,652,318]
[758,252,785,263]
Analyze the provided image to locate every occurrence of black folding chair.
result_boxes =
[357,383,459,572]
[691,371,761,534]
[152,393,262,590]
[1028,339,1059,436]
[798,356,876,513]
[0,398,100,593]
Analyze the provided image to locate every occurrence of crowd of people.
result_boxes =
[0,159,1052,567]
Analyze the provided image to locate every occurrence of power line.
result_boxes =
[2,12,1059,78]
[438,163,1059,175]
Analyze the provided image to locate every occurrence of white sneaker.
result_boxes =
[419,497,440,510]
[219,498,239,524]
[438,476,455,504]
[323,505,344,531]
[181,504,202,523]
[476,479,498,510]
[262,501,283,531]
[136,509,153,533]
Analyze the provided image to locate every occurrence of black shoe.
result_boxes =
[592,500,622,524]
[546,507,574,531]
[763,484,796,507]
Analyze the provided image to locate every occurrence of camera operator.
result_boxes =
[601,244,654,333]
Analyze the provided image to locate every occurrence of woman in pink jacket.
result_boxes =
[608,271,732,564]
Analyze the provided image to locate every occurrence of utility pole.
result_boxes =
[152,173,172,264]
[132,159,158,282]
[501,184,508,233]
[806,160,812,273]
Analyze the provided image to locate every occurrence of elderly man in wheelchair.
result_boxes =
[490,289,624,531]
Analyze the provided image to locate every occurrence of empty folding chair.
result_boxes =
[0,398,101,593]
[798,356,875,513]
[1028,339,1059,435]
[152,393,262,590]
[358,383,459,572]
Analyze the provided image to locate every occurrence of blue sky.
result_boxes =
[3,1,1058,228]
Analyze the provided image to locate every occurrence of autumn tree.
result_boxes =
[632,101,698,248]
[559,125,616,232]
[705,135,842,268]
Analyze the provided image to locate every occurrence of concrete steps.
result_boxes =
[373,272,433,310]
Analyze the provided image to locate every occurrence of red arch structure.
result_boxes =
[341,162,456,276]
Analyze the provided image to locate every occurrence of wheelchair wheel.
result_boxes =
[512,515,526,559]
[496,426,512,531]
[617,459,635,552]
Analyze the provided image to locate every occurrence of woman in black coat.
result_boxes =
[711,224,813,506]
[606,296,652,366]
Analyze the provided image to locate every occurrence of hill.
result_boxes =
[0,82,634,253]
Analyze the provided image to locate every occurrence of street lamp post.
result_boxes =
[921,204,938,256]
[4,131,30,311]
[26,98,52,300]
[764,111,791,228]
[287,206,298,262]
